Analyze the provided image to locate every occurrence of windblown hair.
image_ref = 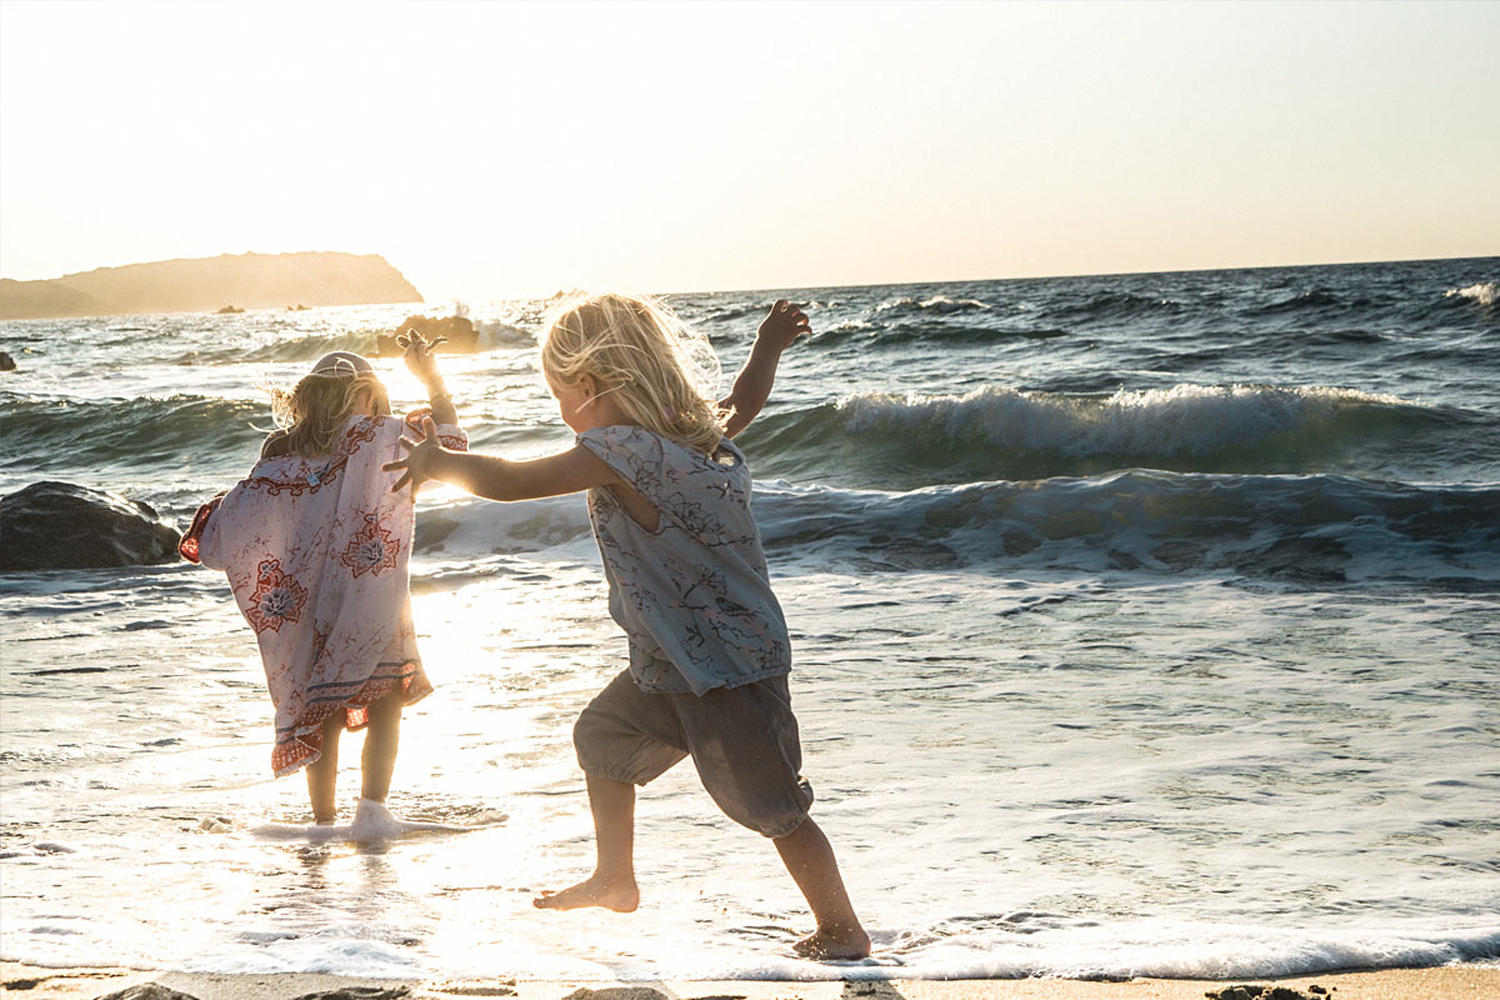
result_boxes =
[542,293,725,454]
[266,371,391,458]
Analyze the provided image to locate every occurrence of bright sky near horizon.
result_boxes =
[2,0,1497,300]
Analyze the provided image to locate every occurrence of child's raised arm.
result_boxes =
[398,330,458,426]
[718,300,810,439]
[384,417,618,501]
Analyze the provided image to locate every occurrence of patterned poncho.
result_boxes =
[180,410,465,775]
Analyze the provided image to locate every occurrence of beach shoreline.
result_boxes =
[5,963,1499,1000]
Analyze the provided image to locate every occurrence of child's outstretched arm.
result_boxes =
[718,299,810,439]
[383,418,618,501]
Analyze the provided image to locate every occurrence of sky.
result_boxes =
[1,0,1497,300]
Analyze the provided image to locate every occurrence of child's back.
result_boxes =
[578,424,788,695]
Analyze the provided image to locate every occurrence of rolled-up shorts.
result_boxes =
[573,669,814,839]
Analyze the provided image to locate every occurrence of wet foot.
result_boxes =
[794,926,872,960]
[532,874,639,912]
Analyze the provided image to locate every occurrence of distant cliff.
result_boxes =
[0,251,423,320]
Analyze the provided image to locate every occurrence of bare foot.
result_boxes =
[794,925,872,961]
[532,874,639,912]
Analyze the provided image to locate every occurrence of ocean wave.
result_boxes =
[410,472,1500,588]
[843,384,1421,454]
[874,295,991,316]
[175,330,381,365]
[1445,281,1499,307]
[738,384,1466,485]
[1250,289,1347,315]
[810,321,1067,349]
[753,472,1500,585]
[1048,291,1186,321]
[0,394,266,472]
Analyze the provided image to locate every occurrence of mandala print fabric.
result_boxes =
[182,410,466,774]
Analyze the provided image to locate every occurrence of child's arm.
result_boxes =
[399,329,458,426]
[718,300,810,439]
[384,417,619,501]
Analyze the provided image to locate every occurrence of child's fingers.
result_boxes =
[382,458,409,473]
[390,471,412,494]
[394,434,420,453]
[423,415,439,436]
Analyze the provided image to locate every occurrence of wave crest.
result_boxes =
[839,384,1420,458]
[1445,281,1499,307]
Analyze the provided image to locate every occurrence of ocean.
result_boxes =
[1,258,1497,981]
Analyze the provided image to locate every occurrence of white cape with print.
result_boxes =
[181,411,464,775]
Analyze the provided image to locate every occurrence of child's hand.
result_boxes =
[756,300,811,351]
[383,416,443,493]
[396,329,448,388]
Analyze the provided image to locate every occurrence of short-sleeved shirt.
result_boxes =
[576,424,791,696]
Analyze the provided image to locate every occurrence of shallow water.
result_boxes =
[2,258,1498,978]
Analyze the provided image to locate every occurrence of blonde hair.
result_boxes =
[267,371,391,458]
[542,293,725,454]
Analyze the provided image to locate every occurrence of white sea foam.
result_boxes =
[476,319,535,349]
[838,383,1419,456]
[1445,281,1499,306]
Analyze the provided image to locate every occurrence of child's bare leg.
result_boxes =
[773,817,871,959]
[361,691,403,803]
[533,773,639,912]
[305,714,343,824]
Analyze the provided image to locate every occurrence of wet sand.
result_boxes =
[5,963,1497,1000]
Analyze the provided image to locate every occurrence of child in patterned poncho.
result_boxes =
[384,295,870,960]
[181,334,465,834]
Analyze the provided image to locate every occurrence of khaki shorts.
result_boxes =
[573,669,814,839]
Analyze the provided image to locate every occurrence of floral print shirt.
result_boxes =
[180,410,466,775]
[577,425,791,696]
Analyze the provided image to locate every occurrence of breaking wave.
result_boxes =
[739,384,1473,485]
[1445,281,1499,307]
[410,471,1500,588]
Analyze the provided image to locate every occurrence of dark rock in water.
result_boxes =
[563,989,671,1000]
[96,984,202,1000]
[0,481,181,572]
[1203,986,1323,1000]
[287,987,412,1000]
[378,314,479,355]
[0,350,15,371]
[215,304,245,314]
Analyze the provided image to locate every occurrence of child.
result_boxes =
[384,295,871,960]
[180,333,466,836]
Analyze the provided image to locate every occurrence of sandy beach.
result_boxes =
[6,963,1499,1000]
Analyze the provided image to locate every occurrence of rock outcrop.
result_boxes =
[376,314,480,355]
[0,481,182,572]
[0,251,423,320]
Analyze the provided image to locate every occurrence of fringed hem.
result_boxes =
[270,662,432,777]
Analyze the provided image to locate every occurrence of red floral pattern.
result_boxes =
[244,558,308,633]
[185,410,462,776]
[339,511,400,578]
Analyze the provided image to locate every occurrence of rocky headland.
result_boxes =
[0,251,422,320]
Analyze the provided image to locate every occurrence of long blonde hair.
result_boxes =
[267,371,391,458]
[542,293,725,454]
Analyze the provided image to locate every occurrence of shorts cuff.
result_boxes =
[757,811,811,840]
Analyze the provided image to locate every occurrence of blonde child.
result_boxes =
[384,295,870,959]
[181,334,466,836]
